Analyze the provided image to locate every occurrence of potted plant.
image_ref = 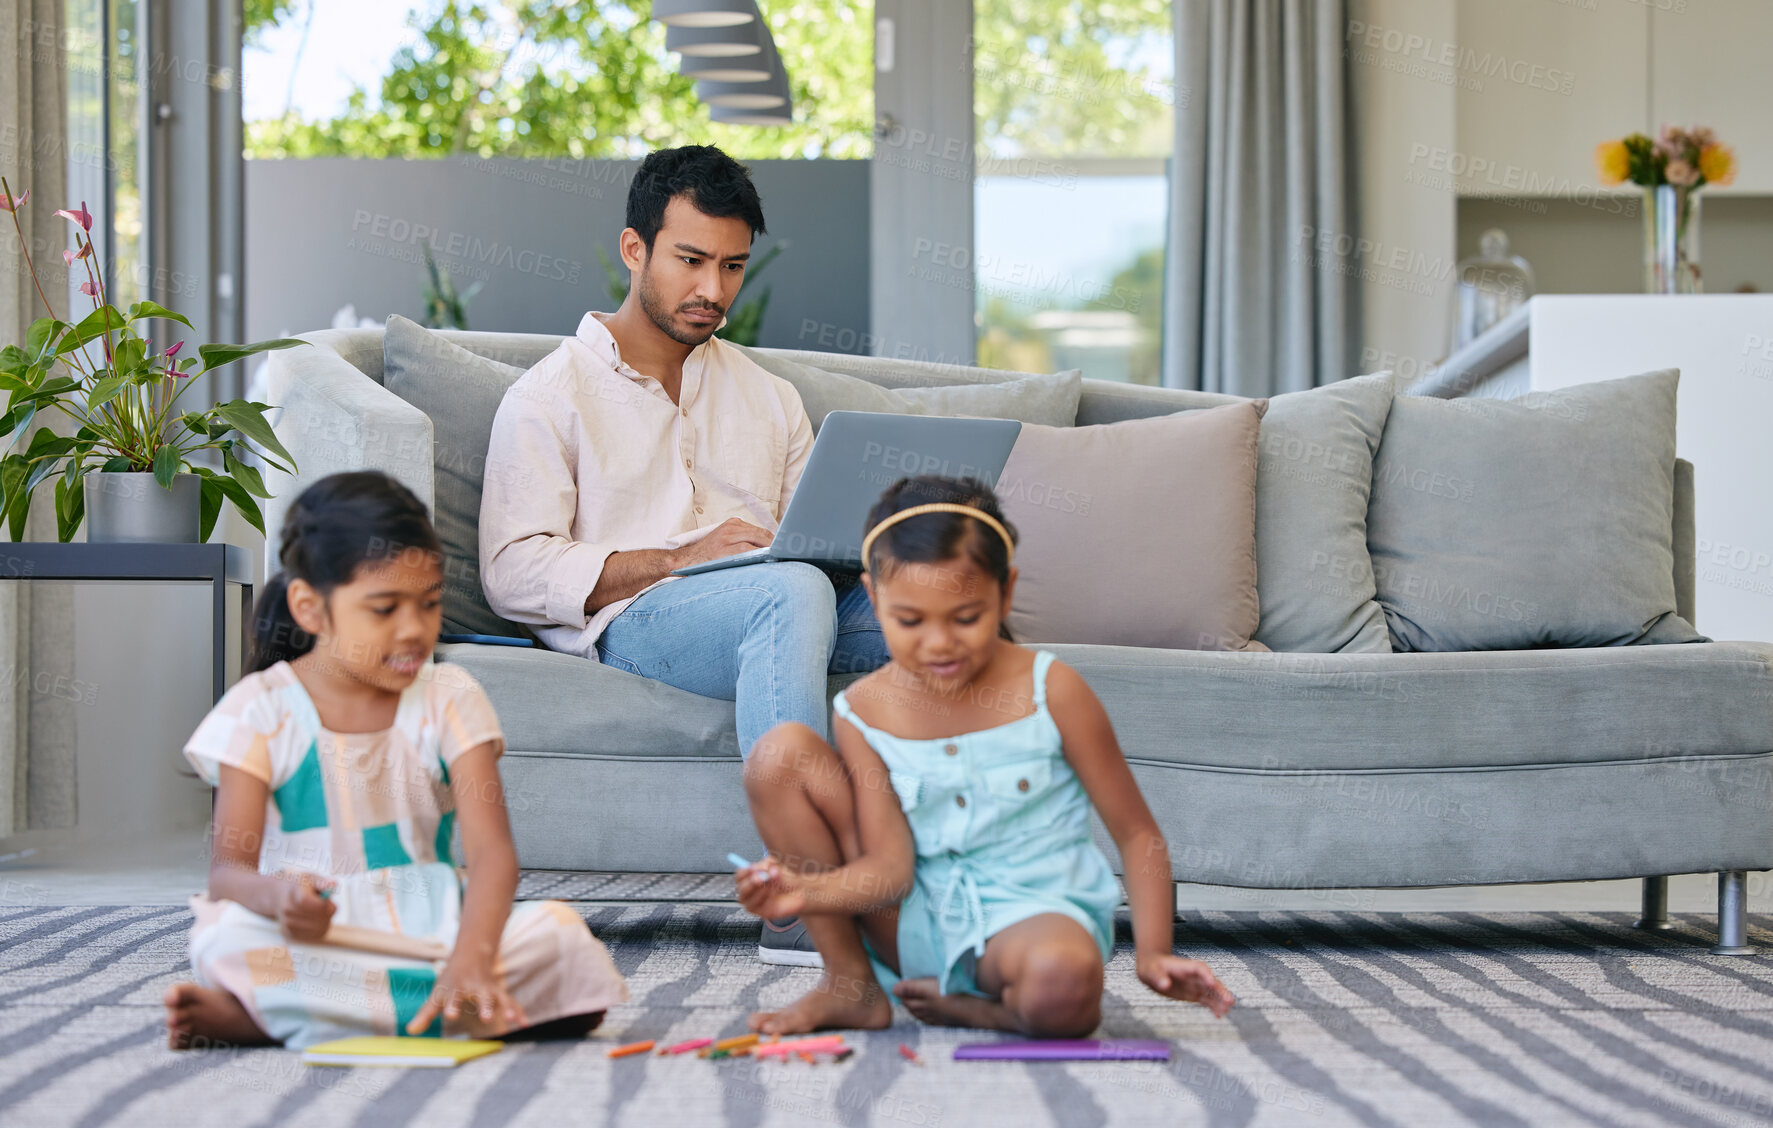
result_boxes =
[1595,126,1736,294]
[0,178,303,542]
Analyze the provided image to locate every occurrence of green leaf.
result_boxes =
[180,411,210,434]
[196,338,305,374]
[112,335,148,379]
[24,318,65,365]
[125,300,195,331]
[57,306,127,355]
[54,475,84,542]
[151,443,182,489]
[212,399,296,468]
[100,456,132,472]
[0,455,30,541]
[23,425,73,461]
[0,344,26,371]
[206,471,264,537]
[223,449,271,498]
[198,474,224,543]
[87,374,128,410]
[0,402,30,444]
[18,451,63,512]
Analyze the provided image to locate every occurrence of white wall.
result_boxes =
[1347,0,1458,384]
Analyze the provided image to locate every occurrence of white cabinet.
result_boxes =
[1649,0,1773,194]
[1454,0,1650,197]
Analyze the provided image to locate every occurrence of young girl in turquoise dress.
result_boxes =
[164,471,627,1049]
[735,475,1235,1035]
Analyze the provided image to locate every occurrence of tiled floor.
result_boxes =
[4,827,1767,916]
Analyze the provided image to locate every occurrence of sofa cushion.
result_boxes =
[1251,373,1397,654]
[1052,640,1773,772]
[381,315,530,639]
[737,344,1082,431]
[1052,374,1397,652]
[998,402,1269,651]
[1367,369,1705,651]
[439,638,1773,773]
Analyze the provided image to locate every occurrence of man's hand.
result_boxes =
[670,518,774,570]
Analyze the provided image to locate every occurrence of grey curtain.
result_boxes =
[0,0,77,838]
[1164,0,1355,394]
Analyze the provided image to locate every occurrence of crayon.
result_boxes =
[715,1033,761,1051]
[833,1048,855,1063]
[753,1036,846,1058]
[607,1040,655,1058]
[899,1043,922,1065]
[726,853,751,869]
[659,1037,714,1056]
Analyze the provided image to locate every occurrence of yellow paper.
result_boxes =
[302,1036,503,1068]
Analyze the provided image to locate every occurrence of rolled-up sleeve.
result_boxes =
[478,380,614,631]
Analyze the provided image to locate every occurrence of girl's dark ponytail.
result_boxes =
[249,471,440,673]
[248,571,314,672]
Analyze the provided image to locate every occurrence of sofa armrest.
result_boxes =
[1674,457,1696,629]
[262,333,434,571]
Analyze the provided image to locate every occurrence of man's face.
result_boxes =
[626,195,753,347]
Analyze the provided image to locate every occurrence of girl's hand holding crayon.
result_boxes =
[1136,953,1236,1018]
[407,954,528,1035]
[275,872,337,942]
[733,854,807,920]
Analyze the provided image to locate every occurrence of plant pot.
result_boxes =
[84,472,202,543]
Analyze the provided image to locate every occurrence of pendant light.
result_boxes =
[652,0,757,29]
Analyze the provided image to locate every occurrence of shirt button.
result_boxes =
[685,458,692,469]
[695,506,704,515]
[1017,778,1030,792]
[681,407,688,417]
[955,795,966,808]
[944,743,958,756]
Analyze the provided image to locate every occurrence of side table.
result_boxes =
[0,542,255,704]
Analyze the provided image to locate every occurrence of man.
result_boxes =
[479,145,889,965]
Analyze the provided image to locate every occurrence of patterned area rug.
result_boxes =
[3,902,1773,1127]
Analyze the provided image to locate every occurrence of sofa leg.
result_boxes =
[1634,876,1674,931]
[1713,871,1754,956]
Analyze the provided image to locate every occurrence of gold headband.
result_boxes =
[861,503,1015,573]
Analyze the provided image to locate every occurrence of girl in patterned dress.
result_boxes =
[164,471,627,1049]
[733,476,1235,1036]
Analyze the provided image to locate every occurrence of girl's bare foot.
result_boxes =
[893,978,1019,1031]
[163,983,276,1049]
[748,973,893,1035]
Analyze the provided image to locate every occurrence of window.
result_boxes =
[972,0,1173,384]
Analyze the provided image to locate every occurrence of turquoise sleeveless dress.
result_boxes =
[832,649,1121,998]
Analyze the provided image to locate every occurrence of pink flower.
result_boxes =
[1665,158,1700,187]
[165,340,183,359]
[54,202,93,232]
[62,241,92,265]
[1691,126,1716,147]
[0,189,27,213]
[79,281,99,297]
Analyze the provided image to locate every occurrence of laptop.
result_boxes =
[671,411,1023,576]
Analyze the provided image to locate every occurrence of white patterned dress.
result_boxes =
[182,659,628,1048]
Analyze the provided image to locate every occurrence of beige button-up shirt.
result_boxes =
[478,312,815,659]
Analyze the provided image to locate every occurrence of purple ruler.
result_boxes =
[952,1039,1170,1062]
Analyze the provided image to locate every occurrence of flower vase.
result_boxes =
[1644,184,1701,294]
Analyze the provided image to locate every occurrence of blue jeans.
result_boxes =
[595,563,889,756]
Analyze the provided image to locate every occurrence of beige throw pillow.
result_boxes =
[999,402,1270,651]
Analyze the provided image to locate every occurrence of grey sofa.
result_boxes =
[264,327,1773,952]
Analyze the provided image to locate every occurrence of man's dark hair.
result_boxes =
[626,145,767,252]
